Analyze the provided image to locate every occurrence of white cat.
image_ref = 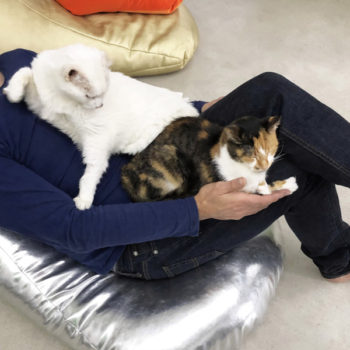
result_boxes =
[4,44,199,210]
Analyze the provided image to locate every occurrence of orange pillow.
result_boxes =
[55,0,183,15]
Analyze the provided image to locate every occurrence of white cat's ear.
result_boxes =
[63,66,91,91]
[264,116,281,133]
[64,67,80,82]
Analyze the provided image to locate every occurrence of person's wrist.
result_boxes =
[194,194,210,221]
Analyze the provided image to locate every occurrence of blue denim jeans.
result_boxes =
[114,72,350,280]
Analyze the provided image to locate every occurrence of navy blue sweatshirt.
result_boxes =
[0,49,203,274]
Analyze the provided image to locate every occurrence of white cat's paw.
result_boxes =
[73,196,93,210]
[3,67,32,103]
[281,177,298,194]
[3,85,24,103]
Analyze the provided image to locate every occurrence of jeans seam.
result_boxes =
[325,187,348,251]
[162,265,175,278]
[142,260,151,280]
[326,189,342,251]
[162,250,223,272]
[280,127,350,179]
[192,258,200,267]
[150,241,158,253]
[127,246,134,272]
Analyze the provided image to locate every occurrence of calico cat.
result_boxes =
[121,115,298,202]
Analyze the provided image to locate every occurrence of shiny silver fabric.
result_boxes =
[0,227,282,350]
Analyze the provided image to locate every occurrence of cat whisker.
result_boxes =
[274,154,284,161]
[273,156,285,163]
[271,154,285,166]
[275,143,285,158]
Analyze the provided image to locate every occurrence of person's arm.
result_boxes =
[0,153,289,253]
[0,156,199,253]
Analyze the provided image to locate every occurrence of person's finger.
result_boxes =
[216,177,246,194]
[257,190,291,206]
[270,189,291,200]
[243,189,289,207]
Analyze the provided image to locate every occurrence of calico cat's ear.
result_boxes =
[263,116,281,133]
[221,124,242,145]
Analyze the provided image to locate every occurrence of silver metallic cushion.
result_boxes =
[0,227,282,350]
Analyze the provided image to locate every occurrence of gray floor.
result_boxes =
[1,0,350,349]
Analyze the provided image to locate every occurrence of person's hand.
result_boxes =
[201,96,224,112]
[0,72,4,88]
[194,177,290,221]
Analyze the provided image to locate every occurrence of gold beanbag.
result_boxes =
[0,0,198,76]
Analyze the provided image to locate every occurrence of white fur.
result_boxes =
[214,145,298,194]
[3,44,199,210]
[214,145,267,193]
[279,176,298,193]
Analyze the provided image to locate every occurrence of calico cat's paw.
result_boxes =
[256,182,272,195]
[73,195,93,210]
[270,176,298,194]
[279,177,298,193]
[3,67,32,103]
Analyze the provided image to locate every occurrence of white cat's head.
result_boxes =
[32,44,111,110]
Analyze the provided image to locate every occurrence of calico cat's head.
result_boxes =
[32,44,111,110]
[217,115,280,172]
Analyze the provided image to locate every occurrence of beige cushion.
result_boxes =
[0,0,198,76]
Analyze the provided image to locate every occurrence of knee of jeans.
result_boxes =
[255,72,290,88]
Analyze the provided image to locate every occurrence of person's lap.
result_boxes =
[115,72,350,280]
[115,157,309,280]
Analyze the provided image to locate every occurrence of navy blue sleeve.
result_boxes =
[0,155,199,253]
[191,100,207,113]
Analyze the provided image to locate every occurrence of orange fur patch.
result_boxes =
[198,130,209,140]
[253,129,278,170]
[200,161,214,182]
[140,173,148,181]
[235,148,244,157]
[201,119,210,128]
[139,185,147,199]
[163,118,190,137]
[210,143,221,158]
[269,180,286,191]
[150,160,182,190]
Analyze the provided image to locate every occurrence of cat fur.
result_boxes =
[3,44,199,210]
[121,115,298,202]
